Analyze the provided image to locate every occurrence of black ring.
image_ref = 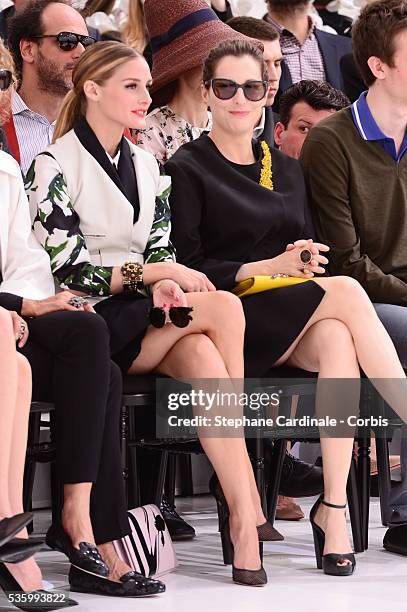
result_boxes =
[299,248,312,265]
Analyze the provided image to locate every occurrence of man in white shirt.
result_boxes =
[6,0,94,175]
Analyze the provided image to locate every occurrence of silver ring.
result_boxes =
[68,296,88,308]
[18,322,26,340]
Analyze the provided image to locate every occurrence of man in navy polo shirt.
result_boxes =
[301,0,407,555]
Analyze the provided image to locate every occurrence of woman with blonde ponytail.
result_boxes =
[0,40,166,605]
[27,40,276,589]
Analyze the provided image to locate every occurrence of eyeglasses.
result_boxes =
[31,31,96,51]
[0,69,12,91]
[149,306,193,329]
[207,78,268,102]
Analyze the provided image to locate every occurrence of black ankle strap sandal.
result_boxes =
[310,496,356,577]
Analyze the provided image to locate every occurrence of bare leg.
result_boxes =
[283,319,360,565]
[128,291,245,377]
[61,483,95,548]
[0,308,18,519]
[0,309,42,591]
[275,276,405,382]
[141,292,264,528]
[273,277,407,566]
[156,333,262,571]
[102,291,265,578]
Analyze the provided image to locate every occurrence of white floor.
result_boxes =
[2,496,407,612]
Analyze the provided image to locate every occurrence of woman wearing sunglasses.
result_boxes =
[27,40,279,587]
[0,41,165,605]
[166,38,407,578]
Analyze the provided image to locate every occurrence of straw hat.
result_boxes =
[144,0,253,94]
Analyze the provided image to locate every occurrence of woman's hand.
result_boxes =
[284,239,330,275]
[235,239,329,281]
[10,311,29,348]
[144,262,216,293]
[152,279,188,308]
[21,290,94,318]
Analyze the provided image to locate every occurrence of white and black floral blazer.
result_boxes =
[25,117,175,299]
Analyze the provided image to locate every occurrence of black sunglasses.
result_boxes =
[31,31,96,51]
[207,78,268,102]
[0,69,12,91]
[149,306,193,329]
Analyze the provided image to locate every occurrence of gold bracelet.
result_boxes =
[121,261,143,292]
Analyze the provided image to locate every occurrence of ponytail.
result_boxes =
[53,88,84,142]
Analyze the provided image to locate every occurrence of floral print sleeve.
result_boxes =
[144,167,176,264]
[25,153,113,297]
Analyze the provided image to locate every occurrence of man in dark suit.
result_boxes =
[264,0,352,108]
[274,79,349,159]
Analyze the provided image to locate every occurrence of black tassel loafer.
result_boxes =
[46,524,109,578]
[68,565,166,597]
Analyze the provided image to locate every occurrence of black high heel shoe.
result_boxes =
[0,537,43,564]
[0,564,78,611]
[45,523,109,578]
[209,473,283,546]
[0,514,34,548]
[208,475,267,586]
[309,496,356,576]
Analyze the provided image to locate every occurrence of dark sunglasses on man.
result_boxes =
[0,69,12,91]
[31,31,96,51]
[206,78,268,102]
[149,306,194,329]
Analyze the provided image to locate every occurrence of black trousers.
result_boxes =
[20,311,129,544]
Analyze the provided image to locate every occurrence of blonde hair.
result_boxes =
[81,0,115,19]
[53,41,142,141]
[122,0,147,53]
[0,38,16,124]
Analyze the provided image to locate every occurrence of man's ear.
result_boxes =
[367,55,386,81]
[83,79,100,101]
[20,39,36,65]
[274,121,285,147]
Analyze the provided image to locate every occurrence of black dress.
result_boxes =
[165,134,326,376]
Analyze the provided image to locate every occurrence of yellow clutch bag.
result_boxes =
[232,275,311,298]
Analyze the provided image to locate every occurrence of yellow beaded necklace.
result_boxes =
[259,140,274,191]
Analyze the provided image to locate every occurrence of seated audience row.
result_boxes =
[1,0,407,605]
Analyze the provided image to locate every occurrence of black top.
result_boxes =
[166,134,315,290]
[0,292,22,313]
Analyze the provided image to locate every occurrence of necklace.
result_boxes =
[259,140,274,191]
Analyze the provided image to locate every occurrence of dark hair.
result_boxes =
[8,0,70,80]
[203,39,267,87]
[227,16,279,42]
[279,80,350,127]
[266,0,310,11]
[353,0,407,87]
